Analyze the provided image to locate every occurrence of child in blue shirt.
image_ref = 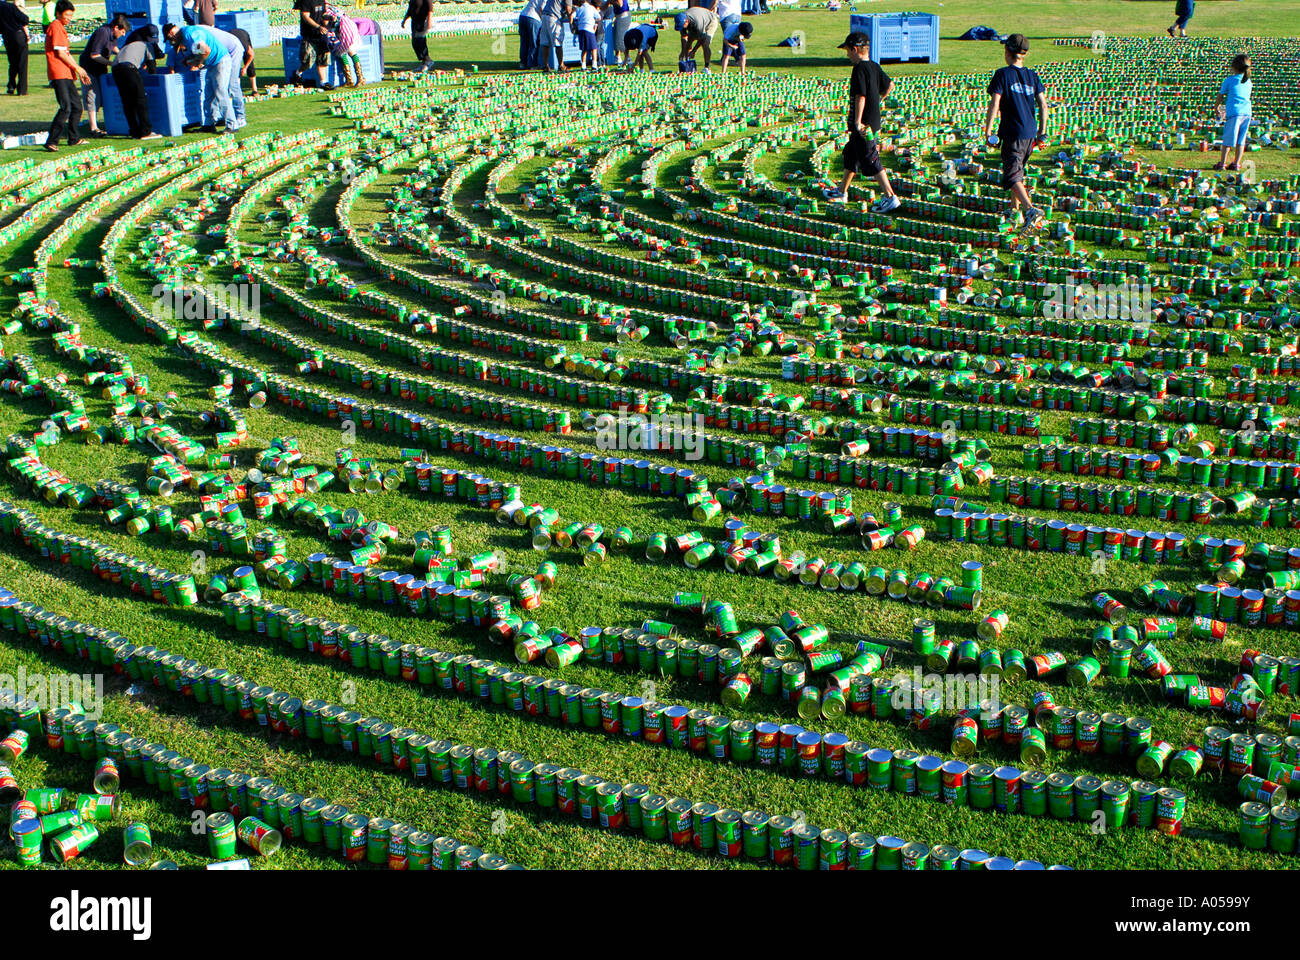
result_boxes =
[1214,53,1251,171]
[623,24,655,71]
[719,20,750,74]
[572,0,600,69]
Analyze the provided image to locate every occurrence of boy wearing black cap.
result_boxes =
[824,31,900,212]
[719,20,750,74]
[983,33,1048,231]
[623,23,656,70]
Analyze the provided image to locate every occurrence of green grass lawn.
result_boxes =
[0,0,1296,872]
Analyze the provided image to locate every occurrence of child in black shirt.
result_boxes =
[823,32,900,212]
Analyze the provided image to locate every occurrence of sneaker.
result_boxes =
[1226,161,1239,171]
[822,188,846,201]
[1022,206,1045,232]
[1212,161,1226,170]
[320,82,334,91]
[200,124,217,133]
[872,194,902,213]
[1166,26,1175,37]
[140,132,163,140]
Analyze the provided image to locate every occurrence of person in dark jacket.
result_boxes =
[0,0,29,95]
[79,12,127,136]
[228,24,255,93]
[401,0,430,71]
[112,22,164,138]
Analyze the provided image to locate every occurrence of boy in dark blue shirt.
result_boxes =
[983,33,1048,231]
[719,20,750,73]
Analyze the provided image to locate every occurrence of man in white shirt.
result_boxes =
[714,0,739,33]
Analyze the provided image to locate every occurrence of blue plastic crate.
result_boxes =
[100,71,187,137]
[560,22,613,65]
[214,10,271,48]
[107,0,182,24]
[282,32,383,86]
[850,11,939,64]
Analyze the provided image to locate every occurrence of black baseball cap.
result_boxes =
[837,31,868,49]
[1004,33,1029,54]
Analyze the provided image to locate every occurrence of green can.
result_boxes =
[847,832,876,870]
[1137,740,1174,779]
[1068,657,1102,687]
[930,844,962,870]
[1002,649,1027,682]
[320,804,347,853]
[12,817,42,866]
[1100,781,1130,832]
[1130,781,1159,829]
[968,763,995,810]
[792,823,820,870]
[1269,804,1299,854]
[123,823,152,866]
[875,835,906,870]
[207,811,237,858]
[1047,772,1076,820]
[742,811,770,859]
[1020,770,1048,816]
[1240,801,1270,850]
[912,618,936,655]
[640,794,668,841]
[901,841,929,870]
[48,822,99,863]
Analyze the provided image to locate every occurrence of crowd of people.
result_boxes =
[513,0,749,73]
[1,0,1256,204]
[6,0,371,149]
[34,0,260,149]
[826,28,1250,226]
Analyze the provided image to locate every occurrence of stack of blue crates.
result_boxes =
[102,0,201,135]
[106,0,183,26]
[101,72,188,137]
[282,32,383,86]
[849,11,940,64]
[213,10,271,47]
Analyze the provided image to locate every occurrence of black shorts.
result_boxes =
[299,35,331,69]
[1000,137,1035,188]
[842,130,882,176]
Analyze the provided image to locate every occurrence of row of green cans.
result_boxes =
[0,611,1065,870]
[0,584,1078,869]
[4,709,518,871]
[0,509,200,606]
